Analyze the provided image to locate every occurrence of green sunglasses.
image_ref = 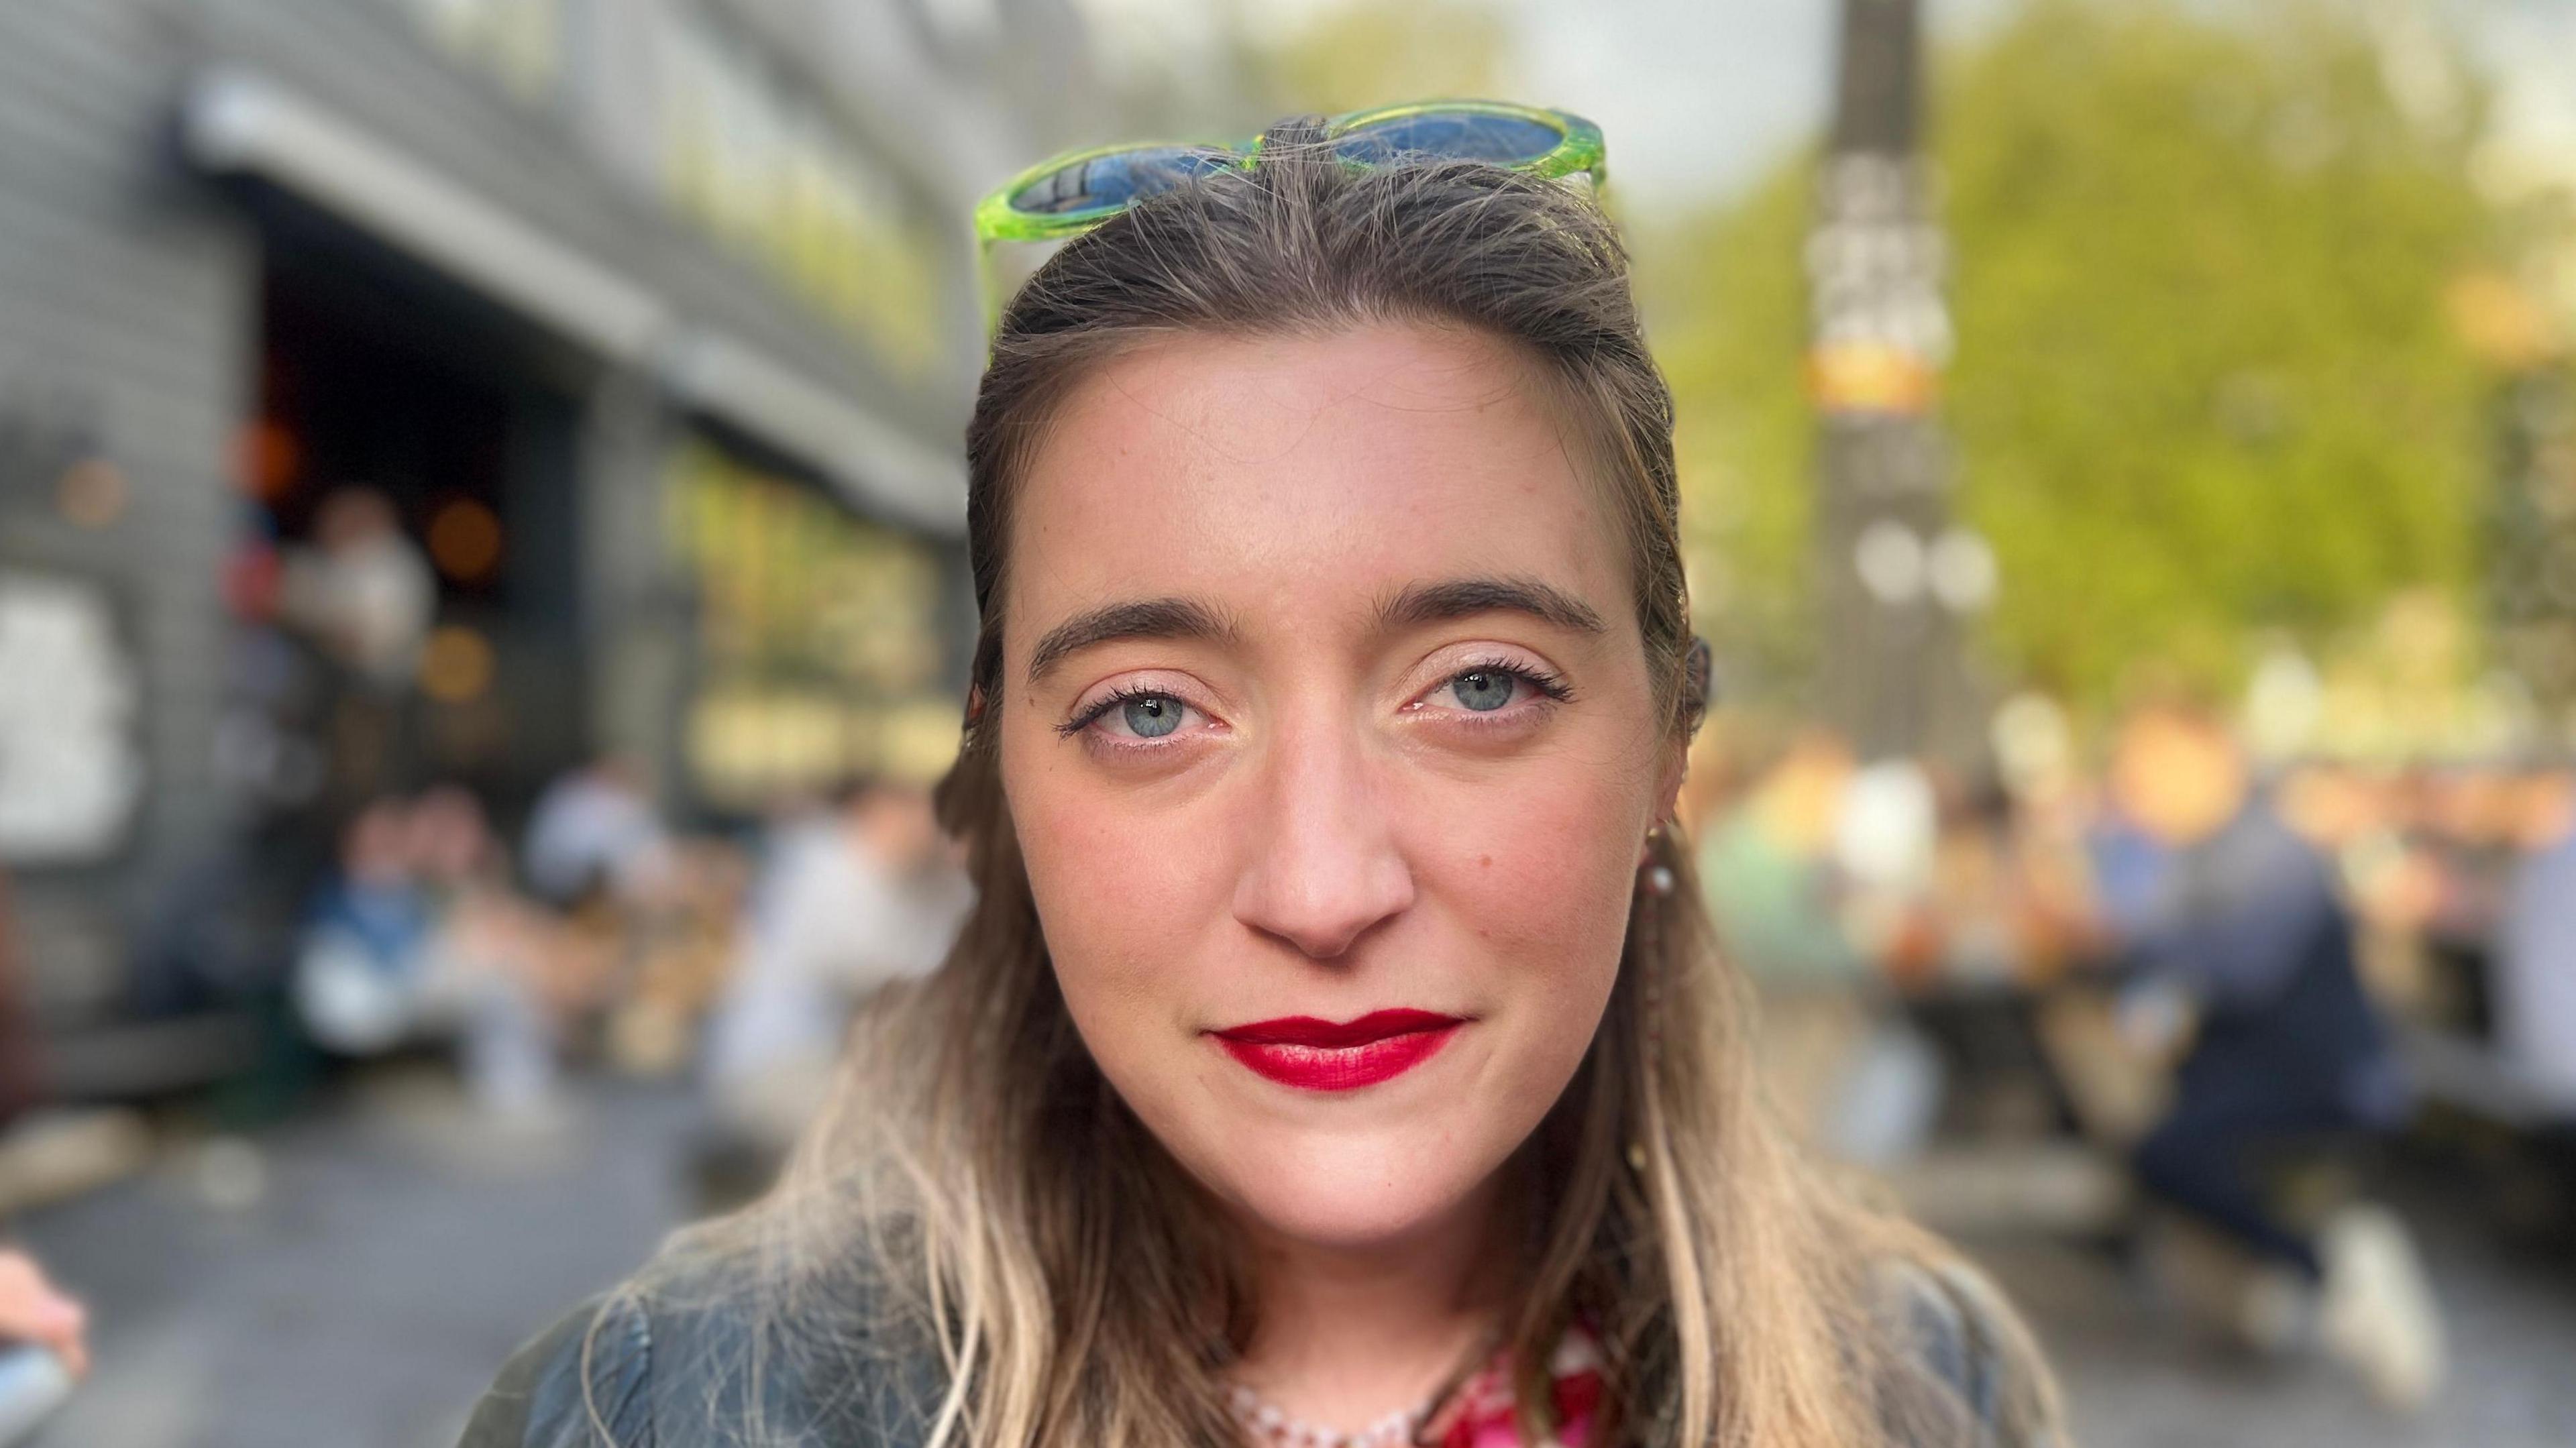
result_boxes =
[973,99,1607,324]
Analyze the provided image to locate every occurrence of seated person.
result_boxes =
[2094,698,2438,1406]
[0,1246,87,1435]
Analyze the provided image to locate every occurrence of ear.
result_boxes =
[1654,735,1688,830]
[1663,634,1712,828]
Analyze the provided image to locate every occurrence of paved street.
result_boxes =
[13,1075,2575,1447]
[16,1074,706,1448]
[1976,1220,2576,1447]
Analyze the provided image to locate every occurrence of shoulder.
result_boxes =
[2224,804,2332,889]
[1867,1256,2067,1448]
[454,1250,945,1448]
[456,1290,655,1448]
[458,1287,674,1448]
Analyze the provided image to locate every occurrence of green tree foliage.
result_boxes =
[1640,162,1821,696]
[1248,1,1515,119]
[1648,0,2503,706]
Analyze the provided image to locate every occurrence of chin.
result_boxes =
[1192,1117,1509,1250]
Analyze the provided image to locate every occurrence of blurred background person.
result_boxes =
[291,788,576,1124]
[0,1251,85,1384]
[274,488,434,698]
[2092,698,2439,1406]
[1697,729,1864,988]
[0,1246,86,1443]
[696,776,971,1202]
[2493,756,2576,1110]
[274,487,435,806]
[519,755,670,913]
[1699,731,1960,1166]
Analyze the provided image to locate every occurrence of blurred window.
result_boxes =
[0,572,142,865]
[395,0,946,377]
[665,443,957,806]
[647,10,945,376]
[405,0,563,103]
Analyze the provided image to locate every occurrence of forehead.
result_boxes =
[1007,325,1628,640]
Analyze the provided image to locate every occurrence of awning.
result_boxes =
[661,334,964,533]
[179,68,965,535]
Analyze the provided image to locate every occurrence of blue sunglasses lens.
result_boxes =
[1010,146,1236,216]
[1333,111,1564,168]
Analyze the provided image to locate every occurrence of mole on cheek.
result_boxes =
[1479,855,1493,869]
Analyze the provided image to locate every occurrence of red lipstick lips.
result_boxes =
[1210,1009,1464,1091]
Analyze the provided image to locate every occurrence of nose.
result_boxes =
[1230,715,1415,961]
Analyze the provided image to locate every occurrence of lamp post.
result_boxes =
[1809,0,1984,763]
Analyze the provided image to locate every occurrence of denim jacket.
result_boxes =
[458,1256,2043,1447]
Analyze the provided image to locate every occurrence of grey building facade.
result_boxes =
[0,0,1097,1032]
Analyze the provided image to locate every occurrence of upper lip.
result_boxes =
[1210,1009,1464,1048]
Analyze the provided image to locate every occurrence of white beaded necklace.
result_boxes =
[1222,1380,1435,1448]
[1220,1317,1507,1448]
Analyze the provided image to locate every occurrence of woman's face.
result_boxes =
[999,324,1677,1249]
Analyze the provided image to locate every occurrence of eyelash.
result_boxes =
[1057,684,1181,738]
[1440,656,1576,712]
[1055,659,1574,743]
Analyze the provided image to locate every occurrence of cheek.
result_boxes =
[1409,771,1639,1179]
[1414,757,1648,1054]
[1438,740,1651,938]
[1005,752,1226,1029]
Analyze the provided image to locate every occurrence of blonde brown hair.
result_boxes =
[645,119,2061,1448]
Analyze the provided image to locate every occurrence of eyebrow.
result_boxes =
[1374,577,1609,637]
[1025,597,1240,685]
[1021,577,1605,687]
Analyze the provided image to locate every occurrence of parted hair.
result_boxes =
[643,117,2063,1448]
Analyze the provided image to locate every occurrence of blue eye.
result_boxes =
[1422,661,1573,718]
[1121,695,1184,738]
[1058,687,1206,743]
[1449,669,1519,712]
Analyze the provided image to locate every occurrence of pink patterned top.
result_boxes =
[1417,1326,1604,1448]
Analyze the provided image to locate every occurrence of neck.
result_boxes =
[1228,1172,1513,1433]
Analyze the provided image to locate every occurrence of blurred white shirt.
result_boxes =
[279,534,434,689]
[703,816,972,1099]
[522,772,665,905]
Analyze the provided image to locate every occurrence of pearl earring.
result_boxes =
[1631,824,1672,1176]
[1642,823,1675,895]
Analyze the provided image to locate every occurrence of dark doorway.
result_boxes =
[251,255,586,816]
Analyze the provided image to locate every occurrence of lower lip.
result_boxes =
[1212,1023,1462,1092]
